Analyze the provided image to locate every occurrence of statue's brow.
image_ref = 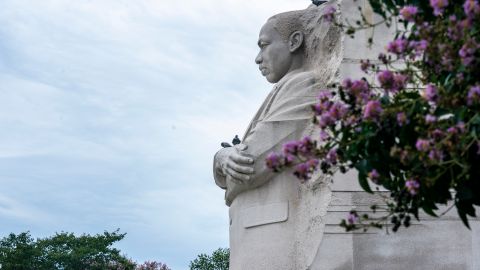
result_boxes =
[257,38,267,47]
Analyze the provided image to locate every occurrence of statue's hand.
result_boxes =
[216,144,255,185]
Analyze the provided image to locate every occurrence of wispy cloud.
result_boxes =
[0,0,310,268]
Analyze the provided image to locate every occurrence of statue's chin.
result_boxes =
[265,74,280,84]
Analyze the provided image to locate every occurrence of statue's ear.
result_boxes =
[288,31,304,53]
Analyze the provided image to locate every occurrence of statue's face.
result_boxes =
[255,19,293,83]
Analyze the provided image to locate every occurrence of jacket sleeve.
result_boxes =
[213,151,227,190]
[224,73,318,205]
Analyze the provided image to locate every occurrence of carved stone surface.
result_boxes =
[213,0,479,269]
[314,1,480,269]
[212,2,341,269]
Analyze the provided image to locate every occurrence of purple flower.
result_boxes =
[400,5,419,22]
[316,98,349,128]
[415,139,431,152]
[294,163,309,180]
[405,179,420,195]
[377,70,394,90]
[320,130,330,141]
[318,90,333,100]
[298,136,315,156]
[350,80,369,94]
[318,114,334,128]
[347,211,359,224]
[323,6,336,22]
[285,154,294,165]
[378,53,388,64]
[360,59,371,72]
[341,78,353,89]
[266,152,282,170]
[467,85,480,105]
[428,149,444,162]
[293,159,319,181]
[447,16,463,40]
[393,73,409,92]
[430,0,449,16]
[326,148,338,164]
[397,112,408,126]
[423,84,438,102]
[368,169,380,183]
[283,141,299,155]
[447,126,458,135]
[459,40,478,66]
[387,38,409,56]
[409,40,428,57]
[307,158,319,168]
[363,100,383,121]
[344,79,370,102]
[464,0,480,18]
[344,115,359,127]
[425,114,437,123]
[431,129,444,140]
[328,102,349,120]
[313,103,325,115]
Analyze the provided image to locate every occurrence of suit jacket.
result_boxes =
[214,70,332,269]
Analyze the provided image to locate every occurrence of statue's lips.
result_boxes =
[259,67,268,76]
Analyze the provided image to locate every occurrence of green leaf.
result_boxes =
[421,204,438,217]
[368,1,387,19]
[457,207,471,230]
[355,160,373,193]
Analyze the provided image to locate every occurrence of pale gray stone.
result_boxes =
[213,2,341,269]
[213,0,479,269]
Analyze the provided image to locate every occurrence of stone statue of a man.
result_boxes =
[213,2,342,269]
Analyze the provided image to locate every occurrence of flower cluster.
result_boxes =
[323,5,336,22]
[399,6,418,22]
[266,136,319,181]
[313,91,349,128]
[282,0,480,232]
[430,0,449,16]
[377,70,409,93]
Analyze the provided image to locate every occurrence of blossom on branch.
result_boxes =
[405,179,420,195]
[323,6,336,22]
[467,85,480,105]
[400,6,418,22]
[363,100,383,121]
[430,0,449,16]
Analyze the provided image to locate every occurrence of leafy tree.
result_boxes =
[0,230,170,270]
[189,248,229,270]
[0,232,41,269]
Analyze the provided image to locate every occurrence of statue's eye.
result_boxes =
[259,42,268,49]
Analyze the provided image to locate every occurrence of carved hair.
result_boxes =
[269,11,304,43]
[268,0,343,84]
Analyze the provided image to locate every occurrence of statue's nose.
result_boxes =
[255,53,262,64]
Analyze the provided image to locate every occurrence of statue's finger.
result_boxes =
[226,174,244,185]
[227,161,254,174]
[230,154,254,164]
[226,168,250,183]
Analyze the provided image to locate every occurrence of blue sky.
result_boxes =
[0,0,310,269]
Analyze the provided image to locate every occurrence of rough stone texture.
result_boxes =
[213,0,479,269]
[311,1,480,269]
[213,2,342,269]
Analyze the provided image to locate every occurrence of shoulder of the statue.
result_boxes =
[276,70,317,98]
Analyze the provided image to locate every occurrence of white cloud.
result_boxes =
[0,0,313,268]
